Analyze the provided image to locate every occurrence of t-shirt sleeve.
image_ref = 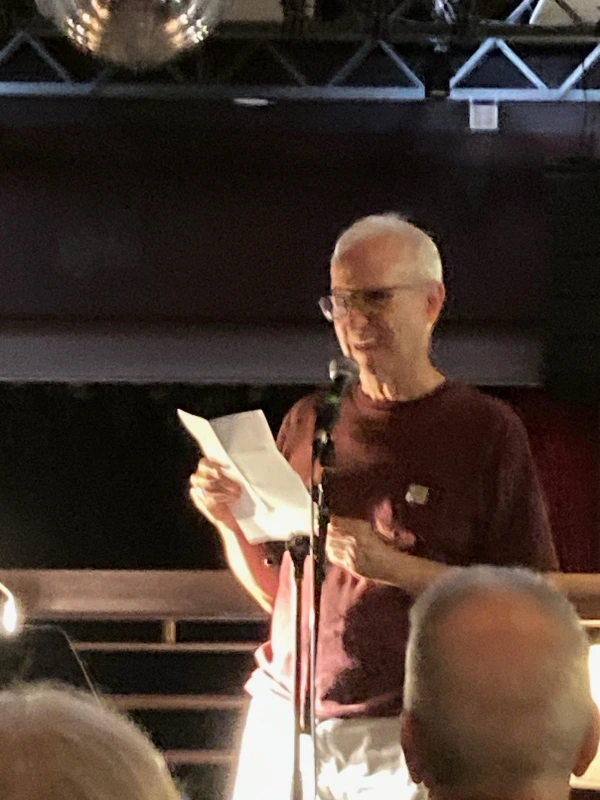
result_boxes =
[475,408,559,571]
[266,399,315,566]
[276,407,294,458]
[275,394,319,483]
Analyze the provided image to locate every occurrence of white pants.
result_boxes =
[230,692,426,800]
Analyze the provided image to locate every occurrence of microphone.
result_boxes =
[314,357,359,439]
[328,357,360,400]
[312,359,358,584]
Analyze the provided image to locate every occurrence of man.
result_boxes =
[401,566,599,800]
[0,683,181,800]
[190,213,558,800]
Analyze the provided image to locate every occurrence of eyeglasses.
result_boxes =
[318,283,423,322]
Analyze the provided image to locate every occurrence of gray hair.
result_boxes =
[404,566,593,794]
[0,683,182,800]
[332,213,444,283]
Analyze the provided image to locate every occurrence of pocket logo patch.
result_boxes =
[405,484,430,506]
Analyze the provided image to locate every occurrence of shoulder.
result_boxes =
[276,390,325,455]
[444,384,531,465]
[285,390,325,421]
[445,382,525,435]
[282,391,325,426]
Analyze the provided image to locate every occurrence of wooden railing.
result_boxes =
[0,569,267,624]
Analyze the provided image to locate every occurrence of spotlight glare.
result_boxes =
[0,585,20,637]
[2,597,17,636]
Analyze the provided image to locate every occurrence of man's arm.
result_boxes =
[327,516,452,593]
[189,462,279,614]
[376,544,600,618]
[367,541,600,609]
[193,496,279,614]
[328,515,600,614]
[188,401,311,614]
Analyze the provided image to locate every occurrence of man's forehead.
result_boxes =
[334,230,413,262]
[330,238,415,286]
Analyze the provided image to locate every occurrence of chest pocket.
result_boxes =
[326,465,478,567]
[394,479,478,566]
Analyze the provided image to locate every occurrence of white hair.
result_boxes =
[333,213,443,282]
[405,566,593,794]
[0,683,182,800]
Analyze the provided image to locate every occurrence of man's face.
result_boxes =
[329,234,442,379]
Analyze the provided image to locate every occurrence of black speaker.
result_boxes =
[544,158,600,402]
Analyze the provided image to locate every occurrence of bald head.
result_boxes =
[403,567,597,798]
[332,214,443,284]
[440,589,566,701]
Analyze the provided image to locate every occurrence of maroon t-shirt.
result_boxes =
[247,381,558,719]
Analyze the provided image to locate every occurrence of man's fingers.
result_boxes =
[190,469,242,496]
[326,529,350,549]
[197,491,240,506]
[194,459,239,484]
[373,518,395,540]
[190,483,240,502]
[189,468,242,515]
[326,546,347,567]
[195,464,234,483]
[202,478,241,495]
[329,517,373,539]
[326,537,356,560]
[200,458,228,471]
[395,529,416,549]
[190,485,241,502]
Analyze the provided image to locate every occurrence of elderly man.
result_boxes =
[190,213,558,800]
[401,566,599,800]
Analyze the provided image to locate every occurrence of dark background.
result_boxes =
[0,383,309,569]
[0,101,586,330]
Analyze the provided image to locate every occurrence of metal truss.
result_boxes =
[2,1,600,102]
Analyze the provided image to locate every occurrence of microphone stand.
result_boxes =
[307,424,335,800]
[287,532,311,800]
[286,431,334,800]
[287,359,355,800]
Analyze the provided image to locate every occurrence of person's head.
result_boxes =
[0,682,182,800]
[401,567,599,800]
[323,214,445,382]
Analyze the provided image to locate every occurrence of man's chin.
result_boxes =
[351,346,381,374]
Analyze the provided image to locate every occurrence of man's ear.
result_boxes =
[401,711,425,786]
[573,703,600,777]
[426,281,445,327]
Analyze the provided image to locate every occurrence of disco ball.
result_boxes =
[35,0,233,69]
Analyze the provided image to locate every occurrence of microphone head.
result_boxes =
[329,357,359,383]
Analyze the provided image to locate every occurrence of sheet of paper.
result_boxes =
[178,408,313,544]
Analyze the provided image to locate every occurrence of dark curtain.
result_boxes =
[502,389,599,572]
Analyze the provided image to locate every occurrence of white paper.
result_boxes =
[178,408,313,544]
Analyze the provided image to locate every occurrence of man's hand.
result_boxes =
[189,458,242,525]
[326,515,414,584]
[373,498,416,550]
[189,458,279,614]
